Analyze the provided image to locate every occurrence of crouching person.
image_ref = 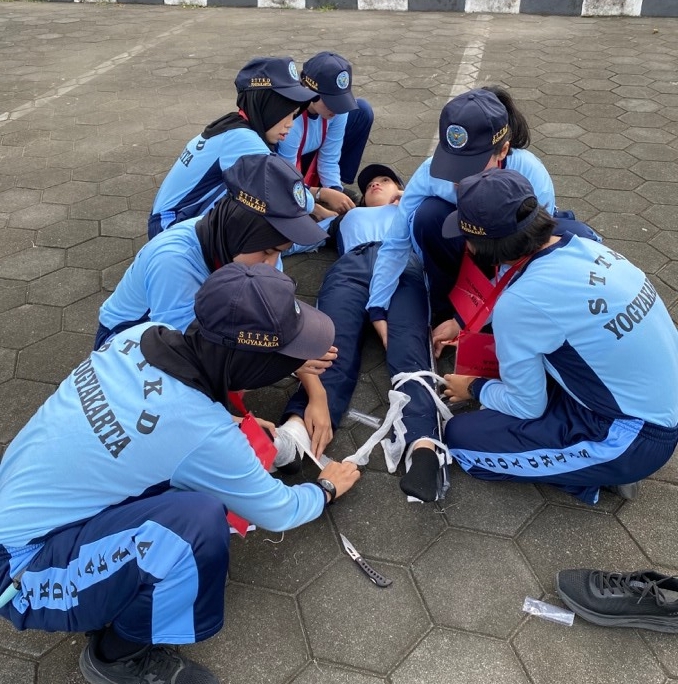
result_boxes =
[0,262,360,684]
[441,168,678,505]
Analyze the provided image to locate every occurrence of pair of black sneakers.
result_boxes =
[556,568,678,633]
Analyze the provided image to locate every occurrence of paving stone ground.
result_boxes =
[1,4,677,683]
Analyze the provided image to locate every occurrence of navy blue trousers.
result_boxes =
[285,243,438,445]
[1,491,230,644]
[412,197,604,326]
[445,386,678,504]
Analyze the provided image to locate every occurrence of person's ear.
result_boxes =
[497,140,511,161]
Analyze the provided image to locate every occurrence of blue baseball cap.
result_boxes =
[301,52,358,115]
[234,56,315,103]
[195,262,335,361]
[442,168,539,239]
[223,154,327,246]
[431,89,509,183]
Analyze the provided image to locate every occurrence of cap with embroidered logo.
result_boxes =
[301,52,358,115]
[223,154,327,246]
[194,262,335,361]
[442,168,539,240]
[431,89,509,184]
[234,56,315,103]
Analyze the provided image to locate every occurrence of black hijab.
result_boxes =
[140,323,303,407]
[195,196,288,272]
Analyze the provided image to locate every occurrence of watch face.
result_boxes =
[319,478,336,494]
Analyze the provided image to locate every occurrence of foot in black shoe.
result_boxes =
[80,629,219,684]
[400,447,439,502]
[555,568,678,633]
[605,481,640,500]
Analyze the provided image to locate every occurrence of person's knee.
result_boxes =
[355,98,374,127]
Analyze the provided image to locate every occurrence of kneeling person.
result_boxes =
[0,262,360,684]
[441,168,678,504]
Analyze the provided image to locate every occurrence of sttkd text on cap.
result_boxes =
[194,262,335,361]
[223,154,327,246]
[235,56,314,102]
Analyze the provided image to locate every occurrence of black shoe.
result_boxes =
[399,447,439,502]
[556,569,678,633]
[605,481,640,500]
[80,630,219,683]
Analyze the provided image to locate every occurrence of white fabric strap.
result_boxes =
[343,370,453,471]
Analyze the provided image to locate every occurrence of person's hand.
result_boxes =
[432,319,461,358]
[304,397,333,458]
[319,460,361,499]
[372,320,388,349]
[311,203,339,221]
[443,373,479,402]
[320,188,355,215]
[296,346,338,376]
[389,190,404,205]
[231,414,276,434]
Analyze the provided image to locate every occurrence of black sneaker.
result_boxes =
[605,481,640,500]
[80,630,219,683]
[556,569,678,633]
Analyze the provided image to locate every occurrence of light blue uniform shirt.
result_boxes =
[481,235,678,426]
[99,219,208,334]
[367,150,556,312]
[278,113,348,190]
[0,323,325,551]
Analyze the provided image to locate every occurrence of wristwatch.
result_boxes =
[313,478,337,505]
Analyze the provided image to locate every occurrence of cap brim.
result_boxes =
[266,213,328,246]
[278,300,335,360]
[441,210,461,239]
[319,90,358,115]
[357,164,404,196]
[272,83,317,103]
[430,143,494,184]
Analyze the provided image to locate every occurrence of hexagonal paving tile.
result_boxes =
[184,584,307,684]
[299,562,428,674]
[100,211,149,239]
[9,202,69,231]
[63,291,107,334]
[0,655,35,684]
[616,480,678,568]
[443,467,544,536]
[0,247,64,281]
[66,237,133,271]
[291,662,385,683]
[513,613,665,684]
[412,529,541,638]
[228,513,340,593]
[0,378,56,444]
[17,331,92,385]
[331,470,446,563]
[28,266,100,307]
[517,505,650,589]
[0,228,36,260]
[391,628,529,684]
[70,195,129,221]
[36,219,99,248]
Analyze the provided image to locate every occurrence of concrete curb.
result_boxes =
[65,0,678,16]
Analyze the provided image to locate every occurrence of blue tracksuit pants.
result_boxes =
[445,385,678,504]
[284,243,438,445]
[1,491,230,644]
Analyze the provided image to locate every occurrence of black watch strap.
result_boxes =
[312,479,336,505]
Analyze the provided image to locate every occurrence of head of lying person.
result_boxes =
[356,164,405,208]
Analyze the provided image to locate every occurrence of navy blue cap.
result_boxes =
[223,154,327,246]
[430,89,509,183]
[356,163,404,196]
[195,262,335,361]
[442,168,539,239]
[234,56,315,103]
[301,52,358,115]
